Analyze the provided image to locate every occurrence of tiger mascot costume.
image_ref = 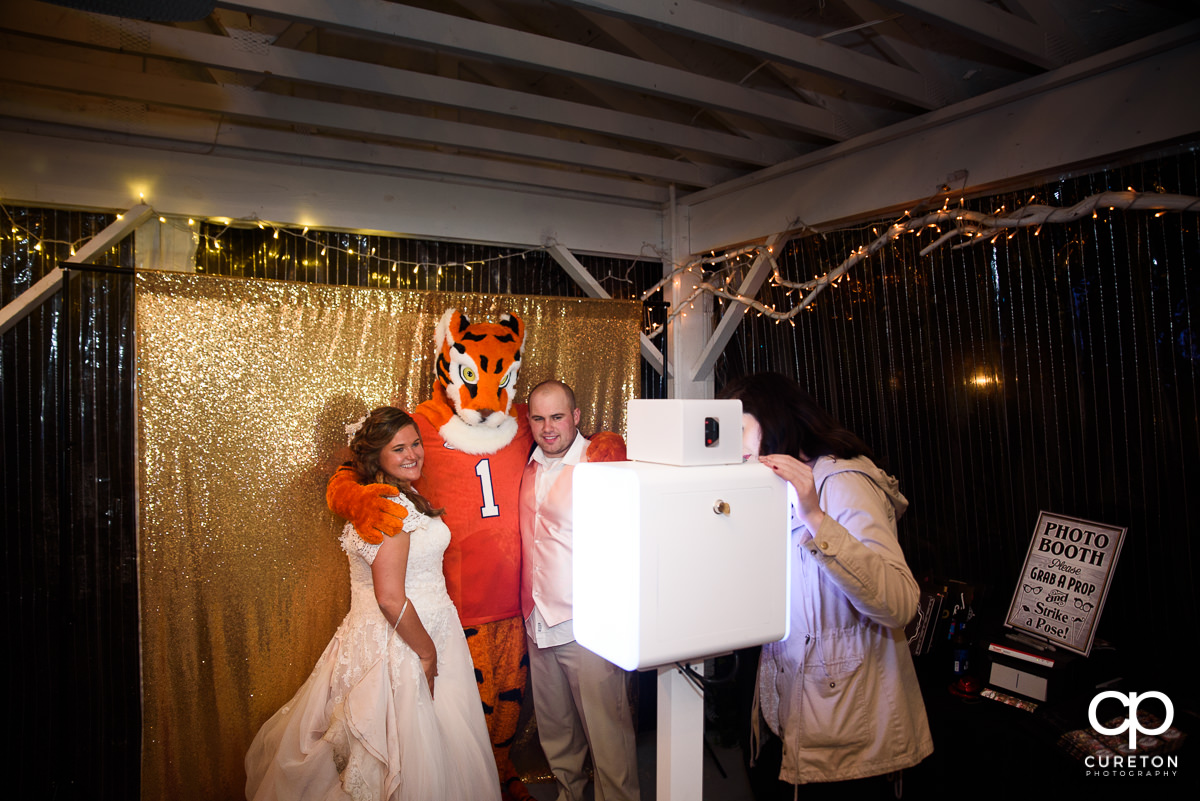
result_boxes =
[327,308,530,801]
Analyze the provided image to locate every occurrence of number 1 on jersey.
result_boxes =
[475,459,500,518]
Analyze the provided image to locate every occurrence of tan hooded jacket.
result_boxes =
[756,455,934,784]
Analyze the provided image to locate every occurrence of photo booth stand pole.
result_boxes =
[657,662,705,800]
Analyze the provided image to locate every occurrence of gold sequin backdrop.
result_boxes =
[135,272,641,801]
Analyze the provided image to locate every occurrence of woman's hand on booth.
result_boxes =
[759,453,826,533]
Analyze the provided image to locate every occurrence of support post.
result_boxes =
[689,233,784,383]
[657,663,705,801]
[665,188,711,398]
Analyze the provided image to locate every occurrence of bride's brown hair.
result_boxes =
[349,406,444,518]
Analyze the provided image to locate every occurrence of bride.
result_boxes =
[245,406,501,801]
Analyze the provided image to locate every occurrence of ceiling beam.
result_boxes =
[220,0,837,135]
[0,98,674,206]
[840,0,954,107]
[679,23,1200,254]
[0,50,731,190]
[876,0,1053,69]
[0,2,798,165]
[442,0,728,166]
[553,0,932,108]
[0,127,665,255]
[568,6,803,164]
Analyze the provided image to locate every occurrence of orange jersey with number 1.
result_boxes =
[412,403,533,626]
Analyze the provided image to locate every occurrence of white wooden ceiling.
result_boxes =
[1,0,1194,203]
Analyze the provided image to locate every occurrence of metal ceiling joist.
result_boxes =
[547,242,665,374]
[877,0,1053,69]
[0,204,153,336]
[0,2,801,165]
[221,0,838,135]
[554,0,931,108]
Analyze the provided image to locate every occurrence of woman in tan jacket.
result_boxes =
[722,372,933,798]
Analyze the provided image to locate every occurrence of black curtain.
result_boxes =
[717,147,1200,709]
[2,209,139,800]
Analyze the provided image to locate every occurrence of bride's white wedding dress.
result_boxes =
[245,494,500,800]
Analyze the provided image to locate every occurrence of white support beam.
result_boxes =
[638,332,665,377]
[221,0,837,135]
[878,0,1053,69]
[0,51,732,191]
[547,242,666,375]
[0,130,664,256]
[0,85,678,205]
[555,0,932,108]
[656,664,705,801]
[522,6,802,166]
[0,2,807,162]
[840,0,956,106]
[680,23,1200,254]
[0,269,63,336]
[67,203,154,263]
[547,241,612,299]
[0,204,152,336]
[666,191,711,399]
[689,233,784,383]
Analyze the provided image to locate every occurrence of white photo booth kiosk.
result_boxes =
[574,399,790,800]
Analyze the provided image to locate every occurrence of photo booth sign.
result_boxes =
[1004,511,1126,656]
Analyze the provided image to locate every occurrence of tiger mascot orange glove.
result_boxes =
[328,308,535,801]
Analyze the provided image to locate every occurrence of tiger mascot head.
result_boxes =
[430,308,525,452]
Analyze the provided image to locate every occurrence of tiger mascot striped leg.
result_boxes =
[465,617,533,801]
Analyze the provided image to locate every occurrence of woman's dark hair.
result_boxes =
[718,372,875,462]
[349,406,444,518]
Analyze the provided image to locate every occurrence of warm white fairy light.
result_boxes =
[4,186,1197,320]
[183,213,552,279]
[642,189,1200,327]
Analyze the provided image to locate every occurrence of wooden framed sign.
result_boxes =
[1004,511,1126,656]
